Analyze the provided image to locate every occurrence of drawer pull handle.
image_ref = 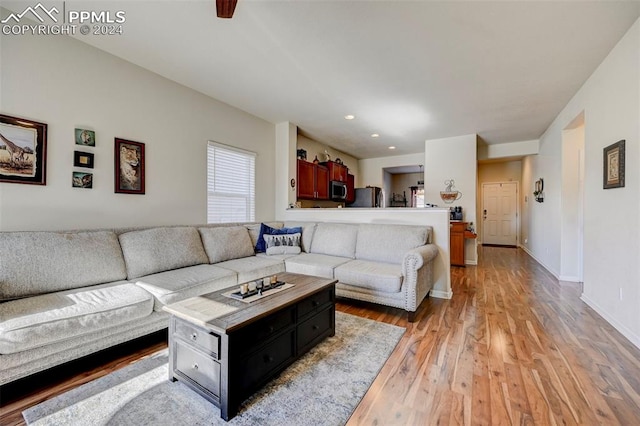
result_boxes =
[312,325,319,331]
[268,326,274,333]
[264,355,274,363]
[312,301,319,307]
[191,333,198,341]
[192,363,199,370]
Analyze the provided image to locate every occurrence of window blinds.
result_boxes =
[207,142,256,223]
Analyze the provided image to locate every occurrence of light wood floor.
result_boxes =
[2,246,640,425]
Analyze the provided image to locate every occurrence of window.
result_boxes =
[207,141,255,223]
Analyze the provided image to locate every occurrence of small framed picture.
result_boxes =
[74,151,94,168]
[115,138,145,194]
[0,114,47,185]
[72,171,93,188]
[603,140,625,189]
[75,128,95,147]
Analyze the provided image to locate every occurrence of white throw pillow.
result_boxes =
[264,233,302,255]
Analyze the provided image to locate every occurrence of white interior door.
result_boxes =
[482,182,518,246]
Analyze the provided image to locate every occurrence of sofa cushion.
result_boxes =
[283,221,317,253]
[119,227,209,280]
[199,226,255,263]
[264,233,302,256]
[309,223,358,258]
[0,282,153,354]
[216,256,285,283]
[355,224,430,264]
[285,253,351,279]
[135,264,237,310]
[334,260,403,293]
[0,231,127,301]
[254,224,301,253]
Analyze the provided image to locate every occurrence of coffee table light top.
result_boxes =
[163,272,337,334]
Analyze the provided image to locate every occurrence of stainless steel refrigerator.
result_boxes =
[348,187,382,207]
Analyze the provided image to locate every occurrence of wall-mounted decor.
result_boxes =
[440,179,462,204]
[75,128,95,147]
[533,178,544,202]
[115,138,145,194]
[74,151,94,169]
[296,148,307,160]
[603,140,625,189]
[72,171,93,189]
[0,114,47,185]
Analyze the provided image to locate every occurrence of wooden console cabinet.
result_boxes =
[450,221,476,266]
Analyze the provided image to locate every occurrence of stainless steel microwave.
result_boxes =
[330,180,347,201]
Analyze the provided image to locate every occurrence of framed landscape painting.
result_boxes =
[0,114,47,185]
[603,140,625,189]
[115,138,145,194]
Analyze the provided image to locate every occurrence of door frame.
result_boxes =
[481,181,520,246]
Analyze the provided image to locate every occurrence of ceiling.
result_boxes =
[8,1,640,159]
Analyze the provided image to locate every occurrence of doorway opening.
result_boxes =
[481,182,519,246]
[560,112,585,283]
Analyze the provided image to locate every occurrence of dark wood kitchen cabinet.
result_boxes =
[322,161,348,182]
[297,159,329,200]
[346,174,355,203]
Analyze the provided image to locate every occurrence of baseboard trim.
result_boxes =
[580,294,640,350]
[519,245,560,279]
[559,275,581,283]
[465,260,478,266]
[430,289,453,300]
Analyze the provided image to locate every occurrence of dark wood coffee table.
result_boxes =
[163,272,336,421]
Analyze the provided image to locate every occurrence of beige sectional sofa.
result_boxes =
[0,221,437,385]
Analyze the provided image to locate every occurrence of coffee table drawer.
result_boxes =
[297,306,334,353]
[175,341,221,397]
[233,306,295,354]
[298,287,334,319]
[238,330,295,391]
[174,318,220,359]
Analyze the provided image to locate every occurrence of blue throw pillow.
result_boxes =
[255,224,303,253]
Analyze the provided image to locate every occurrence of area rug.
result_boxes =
[23,312,404,426]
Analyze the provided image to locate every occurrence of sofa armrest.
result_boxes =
[402,244,438,276]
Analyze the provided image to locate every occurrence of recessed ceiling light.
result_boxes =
[371,133,379,138]
[344,115,355,120]
[388,146,396,150]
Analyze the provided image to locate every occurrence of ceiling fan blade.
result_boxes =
[216,0,238,19]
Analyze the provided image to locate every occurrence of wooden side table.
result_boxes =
[450,222,476,266]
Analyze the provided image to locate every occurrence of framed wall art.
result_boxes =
[603,140,625,189]
[74,151,94,168]
[72,171,93,189]
[115,138,145,194]
[75,128,95,147]
[0,114,47,185]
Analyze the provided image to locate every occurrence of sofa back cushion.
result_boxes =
[198,226,255,263]
[355,224,431,264]
[310,223,358,258]
[0,231,127,300]
[119,227,208,279]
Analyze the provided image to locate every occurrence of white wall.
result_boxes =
[359,153,424,188]
[425,134,478,264]
[477,139,539,160]
[0,26,276,231]
[522,18,640,348]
